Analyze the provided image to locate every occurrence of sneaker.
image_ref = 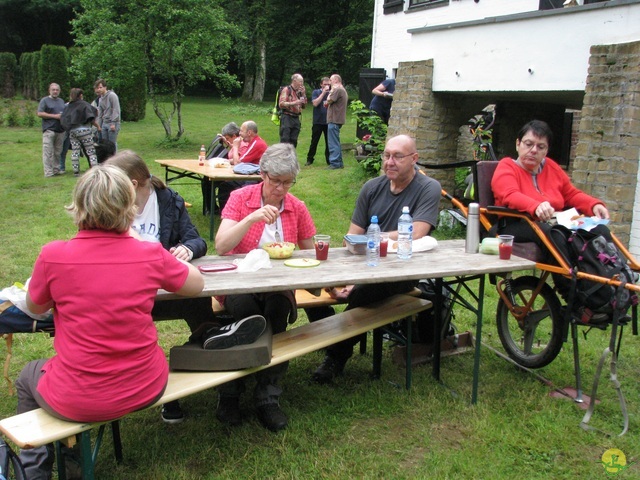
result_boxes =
[202,315,266,350]
[572,305,610,325]
[256,403,288,432]
[311,355,346,384]
[216,396,242,426]
[161,400,185,424]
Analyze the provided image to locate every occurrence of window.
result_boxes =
[409,0,448,8]
[383,0,404,14]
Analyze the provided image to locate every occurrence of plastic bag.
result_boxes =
[233,249,272,272]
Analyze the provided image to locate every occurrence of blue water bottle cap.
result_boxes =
[371,215,378,224]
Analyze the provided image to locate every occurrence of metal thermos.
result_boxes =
[465,203,480,253]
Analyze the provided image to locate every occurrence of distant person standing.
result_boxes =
[326,74,348,170]
[278,73,307,147]
[37,83,66,177]
[94,79,121,150]
[369,78,395,125]
[305,77,331,166]
[60,88,100,176]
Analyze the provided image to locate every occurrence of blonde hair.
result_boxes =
[66,165,136,232]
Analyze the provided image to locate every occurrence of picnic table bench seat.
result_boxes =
[0,294,432,480]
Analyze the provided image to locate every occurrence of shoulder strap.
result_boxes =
[0,439,27,480]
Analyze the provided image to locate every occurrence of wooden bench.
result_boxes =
[0,294,431,480]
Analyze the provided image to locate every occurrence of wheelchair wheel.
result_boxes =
[496,275,563,369]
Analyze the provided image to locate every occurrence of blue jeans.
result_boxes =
[328,123,343,167]
[101,124,120,151]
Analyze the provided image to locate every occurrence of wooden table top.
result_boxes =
[155,159,262,182]
[156,239,536,300]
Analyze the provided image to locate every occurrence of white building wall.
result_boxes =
[372,0,640,94]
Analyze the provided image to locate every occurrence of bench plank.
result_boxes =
[0,294,431,449]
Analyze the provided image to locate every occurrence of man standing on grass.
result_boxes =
[308,135,441,383]
[37,83,66,177]
[305,77,331,166]
[278,73,307,147]
[94,79,121,151]
[326,74,348,170]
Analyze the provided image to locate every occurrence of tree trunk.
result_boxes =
[252,40,266,102]
[148,77,172,138]
[242,72,254,100]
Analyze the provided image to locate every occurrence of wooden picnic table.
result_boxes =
[155,159,262,241]
[157,239,536,403]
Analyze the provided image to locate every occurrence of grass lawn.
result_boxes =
[0,97,639,479]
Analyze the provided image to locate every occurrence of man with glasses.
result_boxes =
[305,77,331,166]
[309,134,441,383]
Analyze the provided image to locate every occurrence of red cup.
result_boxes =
[379,233,389,257]
[314,234,330,261]
[498,235,514,260]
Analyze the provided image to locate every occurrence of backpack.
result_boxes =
[270,86,285,126]
[0,438,27,480]
[270,86,292,126]
[550,224,638,313]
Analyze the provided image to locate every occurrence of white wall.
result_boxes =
[372,0,640,94]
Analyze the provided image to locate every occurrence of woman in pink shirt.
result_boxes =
[17,165,203,479]
[214,143,316,432]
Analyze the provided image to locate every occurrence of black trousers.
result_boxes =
[306,123,329,164]
[308,280,417,363]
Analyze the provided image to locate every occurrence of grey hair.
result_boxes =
[260,143,300,177]
[221,122,240,136]
[291,73,303,83]
[244,120,258,134]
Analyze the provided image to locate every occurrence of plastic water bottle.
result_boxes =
[366,215,381,267]
[397,206,413,260]
[198,144,206,165]
[465,203,480,254]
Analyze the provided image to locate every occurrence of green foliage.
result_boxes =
[0,52,17,98]
[38,44,69,98]
[349,99,387,176]
[72,0,239,138]
[1,99,38,127]
[19,51,40,100]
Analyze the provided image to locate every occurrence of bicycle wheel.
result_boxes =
[496,275,564,369]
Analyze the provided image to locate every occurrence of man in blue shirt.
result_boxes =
[305,77,331,166]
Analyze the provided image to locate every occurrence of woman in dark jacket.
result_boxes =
[60,88,100,176]
[106,150,215,424]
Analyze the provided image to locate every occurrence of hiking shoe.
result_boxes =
[572,305,610,325]
[256,403,288,432]
[216,396,242,426]
[202,315,266,350]
[161,400,185,424]
[311,355,346,384]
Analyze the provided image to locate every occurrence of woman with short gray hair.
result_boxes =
[213,143,316,432]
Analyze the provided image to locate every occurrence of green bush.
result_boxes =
[0,52,17,98]
[38,45,70,98]
[349,99,387,176]
[20,52,41,100]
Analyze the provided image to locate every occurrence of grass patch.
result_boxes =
[0,98,639,479]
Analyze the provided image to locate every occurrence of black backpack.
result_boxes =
[0,438,26,480]
[550,224,638,313]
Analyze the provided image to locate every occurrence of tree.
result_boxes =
[72,0,239,139]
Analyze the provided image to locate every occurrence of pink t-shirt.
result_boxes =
[221,183,316,255]
[29,230,189,422]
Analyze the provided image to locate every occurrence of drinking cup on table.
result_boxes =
[498,235,514,260]
[314,234,331,261]
[379,232,389,258]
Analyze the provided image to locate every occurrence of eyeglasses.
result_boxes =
[520,140,548,151]
[265,173,296,188]
[382,152,416,161]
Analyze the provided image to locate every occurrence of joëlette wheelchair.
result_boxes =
[425,159,639,436]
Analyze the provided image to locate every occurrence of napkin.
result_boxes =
[387,236,438,253]
[233,249,273,272]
